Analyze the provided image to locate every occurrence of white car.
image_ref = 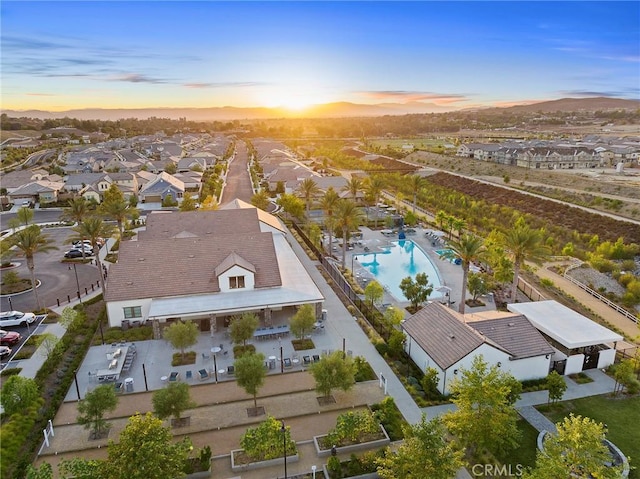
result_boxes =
[0,311,37,327]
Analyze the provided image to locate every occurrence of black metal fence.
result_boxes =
[290,221,391,341]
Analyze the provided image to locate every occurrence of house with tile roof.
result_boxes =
[138,171,185,203]
[104,204,324,334]
[401,302,553,394]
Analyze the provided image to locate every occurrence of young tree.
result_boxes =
[383,306,404,328]
[37,332,59,358]
[16,205,34,226]
[76,384,118,438]
[277,193,305,221]
[443,355,522,456]
[612,358,640,396]
[101,412,192,479]
[251,189,271,211]
[467,272,488,302]
[290,304,316,339]
[234,352,266,409]
[421,367,441,400]
[163,321,199,361]
[10,225,57,310]
[376,415,463,479]
[25,463,53,479]
[152,381,196,422]
[399,272,433,310]
[1,376,41,416]
[523,414,625,479]
[546,370,567,405]
[364,280,384,307]
[179,193,197,211]
[309,350,356,399]
[164,161,177,174]
[440,233,486,313]
[229,312,259,347]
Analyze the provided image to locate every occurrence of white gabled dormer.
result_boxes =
[215,252,256,293]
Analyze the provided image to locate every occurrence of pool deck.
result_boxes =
[348,226,498,317]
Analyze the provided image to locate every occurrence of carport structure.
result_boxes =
[508,300,622,376]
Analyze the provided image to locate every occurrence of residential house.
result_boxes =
[138,172,185,203]
[7,180,65,205]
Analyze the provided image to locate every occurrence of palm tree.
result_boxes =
[62,197,91,258]
[408,175,424,213]
[10,225,57,310]
[334,200,363,269]
[435,210,448,232]
[503,220,550,301]
[441,234,486,314]
[365,176,385,228]
[320,187,340,254]
[452,218,467,239]
[71,217,115,292]
[296,177,320,221]
[342,177,362,203]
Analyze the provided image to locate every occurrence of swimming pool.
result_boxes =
[355,240,443,301]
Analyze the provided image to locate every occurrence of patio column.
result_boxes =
[315,302,323,321]
[151,319,161,340]
[263,307,272,326]
[209,314,217,335]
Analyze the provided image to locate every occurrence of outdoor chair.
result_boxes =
[202,352,211,360]
[283,358,292,369]
[227,365,235,376]
[186,370,193,380]
[169,371,180,382]
[198,369,209,381]
[303,355,311,366]
[312,354,320,363]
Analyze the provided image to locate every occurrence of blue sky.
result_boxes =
[2,1,638,112]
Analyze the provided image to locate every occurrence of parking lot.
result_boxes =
[1,226,103,319]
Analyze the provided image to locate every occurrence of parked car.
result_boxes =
[64,249,93,258]
[72,240,93,248]
[0,311,36,327]
[0,345,11,358]
[0,329,22,346]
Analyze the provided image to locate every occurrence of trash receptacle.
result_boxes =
[124,377,134,392]
[268,356,276,370]
[321,309,327,322]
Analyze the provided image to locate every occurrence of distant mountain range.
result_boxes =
[4,97,638,121]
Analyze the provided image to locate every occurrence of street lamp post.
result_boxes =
[69,263,82,304]
[281,421,288,479]
[311,465,317,479]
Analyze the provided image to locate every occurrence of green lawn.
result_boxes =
[537,395,640,478]
[494,419,540,472]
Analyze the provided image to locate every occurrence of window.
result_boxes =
[229,276,245,289]
[123,306,142,319]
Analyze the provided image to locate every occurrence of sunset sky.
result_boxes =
[2,1,638,112]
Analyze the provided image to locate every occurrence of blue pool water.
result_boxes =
[355,240,443,301]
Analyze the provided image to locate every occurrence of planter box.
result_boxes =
[322,464,379,479]
[230,449,299,473]
[314,424,390,458]
[182,466,211,479]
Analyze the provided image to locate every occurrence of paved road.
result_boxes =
[220,140,253,204]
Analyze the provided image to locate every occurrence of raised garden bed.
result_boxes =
[230,449,299,473]
[314,424,390,458]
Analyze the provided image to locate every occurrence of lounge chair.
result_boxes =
[312,354,320,363]
[227,365,235,376]
[283,358,292,369]
[198,369,209,381]
[169,371,180,382]
[186,370,193,380]
[303,355,311,366]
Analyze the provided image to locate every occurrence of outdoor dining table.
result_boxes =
[96,346,129,382]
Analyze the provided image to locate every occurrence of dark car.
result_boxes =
[0,329,22,346]
[64,249,93,258]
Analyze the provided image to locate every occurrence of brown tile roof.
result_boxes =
[105,210,281,302]
[138,208,261,241]
[215,252,256,276]
[402,302,485,370]
[470,315,554,359]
